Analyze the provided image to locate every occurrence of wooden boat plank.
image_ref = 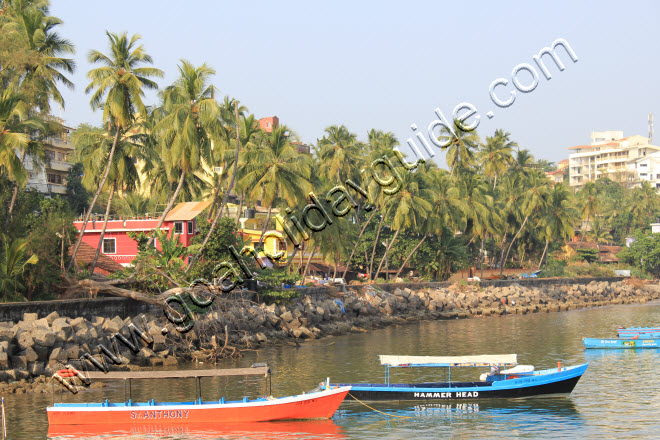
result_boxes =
[80,367,269,380]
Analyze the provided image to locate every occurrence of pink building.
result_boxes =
[73,202,210,267]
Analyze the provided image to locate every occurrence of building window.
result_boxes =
[187,221,194,234]
[57,152,63,161]
[102,238,116,254]
[46,150,56,160]
[46,173,63,184]
[174,222,183,234]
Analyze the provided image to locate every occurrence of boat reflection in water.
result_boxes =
[48,419,345,439]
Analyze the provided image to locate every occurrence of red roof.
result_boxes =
[558,159,569,164]
[568,145,592,150]
[545,170,565,175]
[69,242,124,274]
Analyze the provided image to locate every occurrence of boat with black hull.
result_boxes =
[326,355,587,402]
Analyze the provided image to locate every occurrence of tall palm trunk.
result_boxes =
[68,129,121,271]
[258,206,272,245]
[187,104,241,273]
[284,245,298,270]
[394,234,427,279]
[500,214,529,276]
[342,208,378,280]
[369,214,385,280]
[301,245,318,284]
[374,227,401,280]
[90,182,116,273]
[538,239,550,270]
[145,168,187,248]
[480,237,485,278]
[234,192,244,229]
[5,151,26,229]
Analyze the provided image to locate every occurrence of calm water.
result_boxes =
[4,302,660,439]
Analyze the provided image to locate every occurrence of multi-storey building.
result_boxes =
[568,131,660,189]
[24,117,74,195]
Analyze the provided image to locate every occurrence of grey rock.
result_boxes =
[23,313,38,322]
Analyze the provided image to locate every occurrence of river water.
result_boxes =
[4,301,660,439]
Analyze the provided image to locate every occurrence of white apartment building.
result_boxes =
[568,131,660,189]
[23,117,75,195]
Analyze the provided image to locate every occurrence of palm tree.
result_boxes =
[317,125,362,183]
[148,61,221,250]
[1,0,75,112]
[373,169,431,280]
[538,184,578,268]
[0,234,38,300]
[237,125,312,245]
[500,170,549,275]
[68,31,162,270]
[73,124,144,273]
[479,129,516,188]
[578,181,600,229]
[510,149,535,176]
[0,90,44,227]
[435,119,480,176]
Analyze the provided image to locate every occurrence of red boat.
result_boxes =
[47,365,349,426]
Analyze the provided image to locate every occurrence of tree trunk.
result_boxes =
[68,129,121,271]
[538,239,549,270]
[497,232,508,275]
[235,192,244,229]
[342,208,378,280]
[90,182,116,274]
[258,206,272,245]
[284,245,298,270]
[500,214,529,276]
[394,234,427,279]
[369,214,385,280]
[332,260,337,280]
[480,237,485,278]
[374,227,401,280]
[187,104,241,273]
[145,169,187,248]
[5,150,26,229]
[301,245,318,284]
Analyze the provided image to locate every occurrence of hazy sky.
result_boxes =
[51,0,660,168]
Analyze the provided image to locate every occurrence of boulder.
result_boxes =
[52,318,73,338]
[280,311,294,323]
[17,331,34,350]
[45,311,60,325]
[0,351,8,368]
[11,354,28,369]
[23,313,38,322]
[32,328,56,347]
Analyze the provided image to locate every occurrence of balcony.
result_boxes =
[47,160,72,172]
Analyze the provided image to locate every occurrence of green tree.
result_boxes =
[0,234,38,300]
[538,184,578,268]
[479,129,516,188]
[69,31,162,270]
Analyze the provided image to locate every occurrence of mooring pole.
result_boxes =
[2,396,6,439]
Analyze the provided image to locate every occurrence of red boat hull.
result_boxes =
[47,387,349,426]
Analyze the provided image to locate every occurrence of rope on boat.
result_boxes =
[347,393,413,419]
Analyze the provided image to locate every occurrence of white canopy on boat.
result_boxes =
[379,354,518,367]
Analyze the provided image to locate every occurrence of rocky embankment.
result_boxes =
[1,280,658,393]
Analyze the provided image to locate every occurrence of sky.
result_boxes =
[50,0,660,168]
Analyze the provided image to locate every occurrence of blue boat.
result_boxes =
[327,355,588,401]
[617,326,660,339]
[583,337,660,349]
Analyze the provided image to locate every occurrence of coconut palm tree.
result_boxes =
[479,129,516,188]
[73,124,144,273]
[0,0,75,112]
[317,125,362,184]
[538,184,578,268]
[373,169,431,280]
[578,181,600,235]
[148,60,222,251]
[0,90,45,227]
[500,170,549,275]
[68,31,162,270]
[237,125,312,244]
[435,119,480,176]
[510,148,535,177]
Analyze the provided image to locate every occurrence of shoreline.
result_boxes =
[1,279,658,394]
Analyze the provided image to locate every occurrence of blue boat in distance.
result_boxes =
[326,354,588,401]
[583,338,660,349]
[617,326,660,339]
